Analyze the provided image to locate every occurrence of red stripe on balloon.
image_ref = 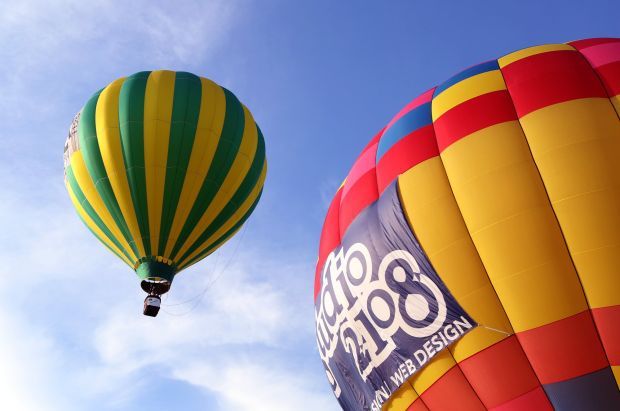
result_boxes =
[433,90,517,152]
[501,50,607,118]
[459,335,546,409]
[314,189,342,300]
[407,397,430,411]
[339,169,378,238]
[376,125,438,193]
[569,37,619,50]
[591,305,620,365]
[594,61,620,97]
[420,365,486,410]
[516,310,609,384]
[490,386,552,411]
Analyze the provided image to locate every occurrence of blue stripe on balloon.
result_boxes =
[376,102,432,161]
[433,60,499,97]
[543,367,620,410]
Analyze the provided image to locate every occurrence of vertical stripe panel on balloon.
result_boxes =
[432,58,595,403]
[143,70,175,257]
[157,72,202,256]
[178,106,256,260]
[169,88,246,261]
[78,91,141,260]
[430,65,552,409]
[163,78,226,258]
[570,40,620,388]
[95,78,146,257]
[433,77,586,331]
[69,150,138,262]
[500,45,620,395]
[66,183,133,267]
[118,71,151,256]
[382,88,539,408]
[390,68,548,408]
[174,104,258,263]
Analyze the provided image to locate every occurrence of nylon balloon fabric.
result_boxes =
[64,71,266,283]
[314,38,620,411]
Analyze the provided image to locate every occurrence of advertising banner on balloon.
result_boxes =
[314,182,476,411]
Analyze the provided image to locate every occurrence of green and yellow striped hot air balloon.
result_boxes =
[63,71,266,316]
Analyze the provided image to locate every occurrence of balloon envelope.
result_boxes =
[314,38,620,411]
[64,71,266,285]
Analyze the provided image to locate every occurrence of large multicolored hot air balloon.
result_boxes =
[64,71,266,316]
[314,38,620,410]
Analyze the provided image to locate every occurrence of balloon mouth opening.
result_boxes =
[135,259,177,284]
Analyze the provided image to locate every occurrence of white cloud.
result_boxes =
[0,309,67,411]
[174,360,335,411]
[86,258,335,409]
[93,268,293,371]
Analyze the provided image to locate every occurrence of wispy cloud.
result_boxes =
[0,308,68,411]
[0,0,244,121]
[175,360,335,411]
[88,261,333,410]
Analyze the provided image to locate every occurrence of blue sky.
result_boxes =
[0,1,618,410]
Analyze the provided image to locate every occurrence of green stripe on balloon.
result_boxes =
[78,90,141,258]
[169,87,246,260]
[118,71,152,256]
[65,165,133,263]
[157,72,202,256]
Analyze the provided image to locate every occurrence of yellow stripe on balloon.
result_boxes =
[398,157,514,361]
[70,151,138,262]
[163,78,226,258]
[143,70,175,256]
[382,382,420,411]
[519,97,620,310]
[440,120,588,332]
[432,70,506,121]
[67,184,133,267]
[177,163,266,269]
[95,78,146,257]
[498,43,574,68]
[174,105,259,261]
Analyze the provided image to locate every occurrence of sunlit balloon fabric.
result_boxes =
[315,38,620,411]
[64,71,266,283]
